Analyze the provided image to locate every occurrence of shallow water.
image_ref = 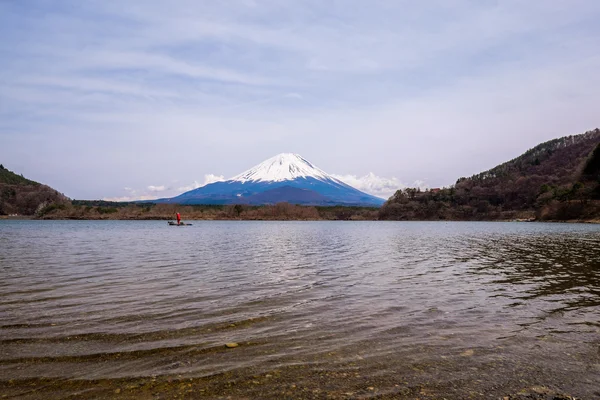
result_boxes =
[0,220,599,398]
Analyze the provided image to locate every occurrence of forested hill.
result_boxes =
[0,164,69,216]
[379,129,600,221]
[468,129,600,187]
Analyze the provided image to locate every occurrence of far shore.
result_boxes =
[3,201,599,223]
[2,215,599,224]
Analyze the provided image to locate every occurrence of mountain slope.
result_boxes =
[159,153,385,206]
[467,129,599,186]
[235,186,330,205]
[379,128,600,221]
[0,164,69,215]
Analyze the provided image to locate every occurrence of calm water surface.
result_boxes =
[0,221,599,399]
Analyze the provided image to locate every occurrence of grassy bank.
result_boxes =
[37,201,380,221]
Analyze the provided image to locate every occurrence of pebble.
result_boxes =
[114,388,121,394]
[225,342,239,348]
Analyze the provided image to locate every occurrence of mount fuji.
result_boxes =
[158,153,385,206]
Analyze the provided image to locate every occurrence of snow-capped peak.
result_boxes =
[231,153,335,183]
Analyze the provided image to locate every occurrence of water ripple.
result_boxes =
[1,220,599,398]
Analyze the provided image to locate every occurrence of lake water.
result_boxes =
[0,220,599,399]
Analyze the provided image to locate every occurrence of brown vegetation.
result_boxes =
[0,164,69,216]
[38,201,380,221]
[379,129,600,221]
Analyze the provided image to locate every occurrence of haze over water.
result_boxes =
[1,221,599,399]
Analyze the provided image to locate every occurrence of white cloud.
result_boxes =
[177,174,225,192]
[332,172,428,199]
[102,195,157,202]
[284,92,303,99]
[176,181,202,193]
[103,187,158,202]
[203,174,226,185]
[103,174,227,202]
[72,50,282,86]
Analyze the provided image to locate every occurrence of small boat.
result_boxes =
[168,221,192,226]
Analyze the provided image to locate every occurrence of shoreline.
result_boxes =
[3,215,599,223]
[5,198,598,223]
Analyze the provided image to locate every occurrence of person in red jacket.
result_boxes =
[176,212,181,225]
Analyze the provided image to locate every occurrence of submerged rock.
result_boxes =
[225,342,239,348]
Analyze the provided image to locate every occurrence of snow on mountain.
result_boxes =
[231,153,336,183]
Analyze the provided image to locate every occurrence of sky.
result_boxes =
[1,1,599,200]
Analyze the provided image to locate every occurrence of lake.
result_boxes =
[1,220,599,399]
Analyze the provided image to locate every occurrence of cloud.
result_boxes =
[203,174,226,185]
[103,174,227,202]
[284,92,303,99]
[177,174,225,192]
[332,173,428,199]
[176,181,202,193]
[2,1,600,199]
[103,187,159,202]
[102,195,154,202]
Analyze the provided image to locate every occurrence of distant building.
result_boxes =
[430,188,441,193]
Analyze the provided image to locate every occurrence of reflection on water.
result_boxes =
[0,221,599,398]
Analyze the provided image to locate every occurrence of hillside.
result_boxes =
[0,164,69,216]
[379,129,600,221]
